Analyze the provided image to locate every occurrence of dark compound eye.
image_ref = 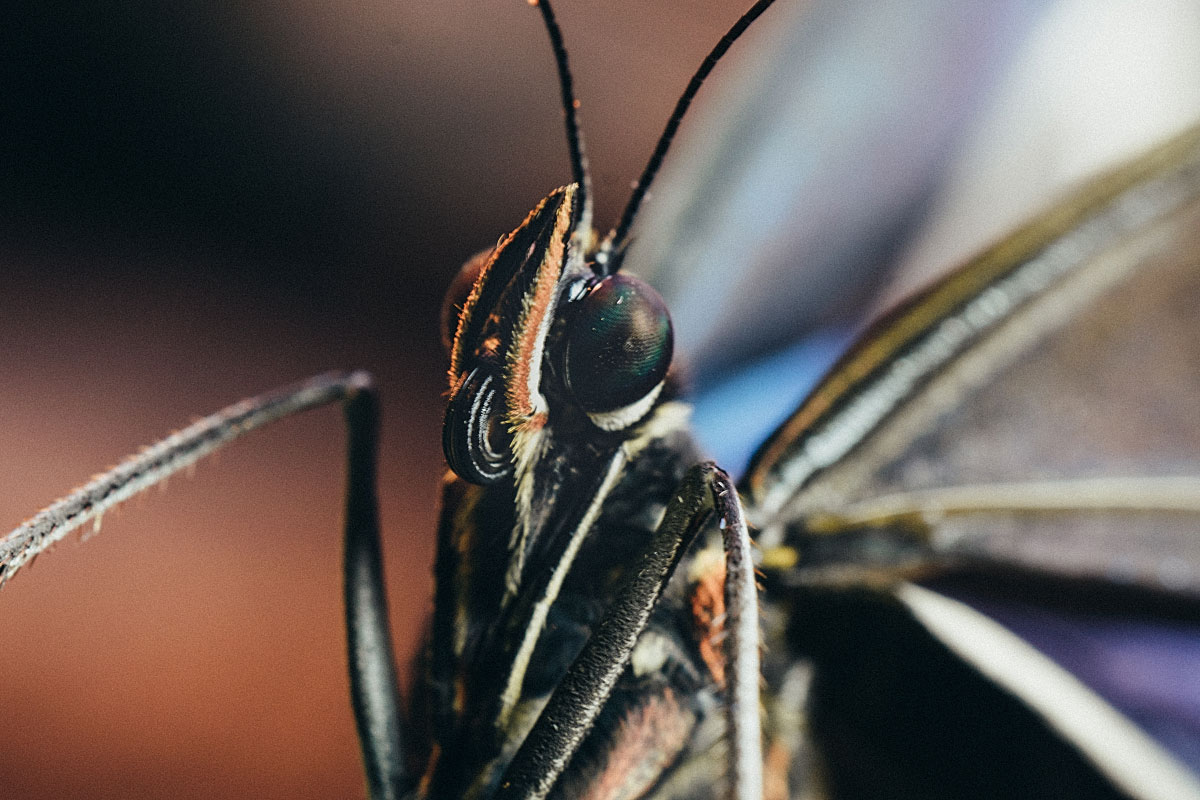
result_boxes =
[563,274,673,419]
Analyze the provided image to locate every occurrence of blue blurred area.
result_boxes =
[688,327,852,478]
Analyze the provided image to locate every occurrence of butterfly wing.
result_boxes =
[624,0,1056,385]
[641,0,1200,484]
[742,124,1200,799]
[746,124,1200,596]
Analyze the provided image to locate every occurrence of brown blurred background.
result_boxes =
[0,2,755,798]
[6,1,1199,798]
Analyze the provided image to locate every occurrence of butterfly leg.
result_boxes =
[0,371,411,798]
[495,462,762,800]
[1,371,370,584]
[343,379,409,799]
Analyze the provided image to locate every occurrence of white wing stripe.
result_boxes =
[896,582,1200,800]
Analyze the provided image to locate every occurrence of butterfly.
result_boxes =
[2,1,1200,800]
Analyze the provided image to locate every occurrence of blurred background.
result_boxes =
[1,1,1198,798]
[0,3,777,798]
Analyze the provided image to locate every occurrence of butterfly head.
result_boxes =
[441,183,674,595]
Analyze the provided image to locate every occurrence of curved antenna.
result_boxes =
[605,0,781,269]
[533,0,593,236]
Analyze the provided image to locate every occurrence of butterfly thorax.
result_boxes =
[425,177,727,799]
[418,396,733,800]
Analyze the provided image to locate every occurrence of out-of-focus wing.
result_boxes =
[746,124,1200,796]
[625,0,1054,383]
[773,581,1200,800]
[649,0,1200,477]
[745,124,1200,592]
[630,0,1200,392]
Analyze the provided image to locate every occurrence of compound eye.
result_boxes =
[563,274,673,416]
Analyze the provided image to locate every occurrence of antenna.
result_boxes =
[606,0,781,269]
[532,0,593,236]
